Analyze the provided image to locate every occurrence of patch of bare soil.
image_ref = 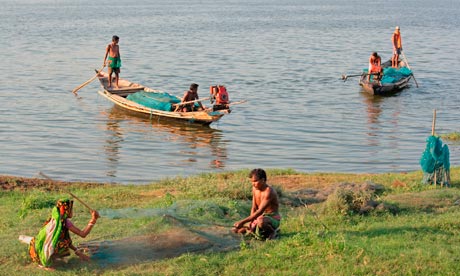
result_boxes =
[281,181,386,208]
[0,174,101,191]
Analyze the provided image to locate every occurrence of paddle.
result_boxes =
[176,97,211,106]
[204,100,247,112]
[173,97,211,112]
[72,64,105,94]
[341,73,378,82]
[401,51,419,88]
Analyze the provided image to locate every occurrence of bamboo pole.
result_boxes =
[431,109,436,136]
[431,109,437,187]
[38,171,95,212]
[68,192,94,212]
[72,65,105,94]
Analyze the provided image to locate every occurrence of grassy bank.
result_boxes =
[1,168,460,275]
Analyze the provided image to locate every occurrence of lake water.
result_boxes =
[1,0,459,184]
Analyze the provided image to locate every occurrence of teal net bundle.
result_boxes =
[126,91,181,111]
[365,66,412,83]
[420,135,451,186]
[380,67,412,84]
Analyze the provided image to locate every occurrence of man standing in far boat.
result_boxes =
[232,168,281,240]
[103,35,121,89]
[391,26,402,68]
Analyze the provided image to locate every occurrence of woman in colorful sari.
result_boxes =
[28,199,100,269]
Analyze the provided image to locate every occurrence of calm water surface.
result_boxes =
[1,0,459,183]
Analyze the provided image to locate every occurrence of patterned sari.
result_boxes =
[29,199,73,267]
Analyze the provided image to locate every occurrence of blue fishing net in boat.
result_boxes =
[380,67,412,84]
[420,135,451,186]
[126,91,181,111]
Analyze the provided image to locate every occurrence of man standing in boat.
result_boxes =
[175,83,205,112]
[391,26,402,68]
[103,35,121,89]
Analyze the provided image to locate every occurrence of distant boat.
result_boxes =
[359,60,413,96]
[96,71,231,125]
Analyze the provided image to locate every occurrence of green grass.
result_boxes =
[1,168,460,275]
[440,132,460,141]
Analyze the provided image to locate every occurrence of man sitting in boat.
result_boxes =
[175,83,205,112]
[210,85,230,111]
[368,52,383,82]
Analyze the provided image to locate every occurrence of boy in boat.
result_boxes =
[368,52,383,82]
[25,198,100,270]
[391,26,402,68]
[103,35,121,89]
[210,85,230,111]
[232,168,281,240]
[175,83,205,112]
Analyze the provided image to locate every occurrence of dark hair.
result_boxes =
[249,168,267,181]
[190,83,199,90]
[372,52,378,57]
[112,35,119,41]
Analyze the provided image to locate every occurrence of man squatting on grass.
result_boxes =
[232,168,281,240]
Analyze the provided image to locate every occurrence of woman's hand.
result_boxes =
[75,249,90,261]
[91,210,100,221]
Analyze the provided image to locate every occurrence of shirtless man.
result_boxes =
[232,168,281,240]
[175,83,204,112]
[103,35,121,88]
[368,52,382,82]
[391,26,402,68]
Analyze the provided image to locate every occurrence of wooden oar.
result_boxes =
[226,99,247,106]
[341,73,378,82]
[401,51,419,88]
[204,100,247,112]
[173,97,211,112]
[72,64,105,94]
[176,97,211,106]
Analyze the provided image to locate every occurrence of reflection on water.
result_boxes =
[104,115,124,178]
[361,92,402,159]
[362,92,383,147]
[100,107,228,180]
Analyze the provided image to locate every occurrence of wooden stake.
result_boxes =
[431,109,436,136]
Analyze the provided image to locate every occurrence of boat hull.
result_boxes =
[358,60,413,96]
[96,71,229,125]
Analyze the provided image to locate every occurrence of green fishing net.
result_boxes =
[126,91,181,111]
[364,66,412,83]
[420,135,451,186]
[380,67,412,84]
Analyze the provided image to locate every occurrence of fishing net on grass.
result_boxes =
[79,200,241,267]
[420,135,451,186]
[126,91,181,111]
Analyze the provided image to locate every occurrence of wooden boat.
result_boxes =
[96,71,231,125]
[359,60,413,96]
